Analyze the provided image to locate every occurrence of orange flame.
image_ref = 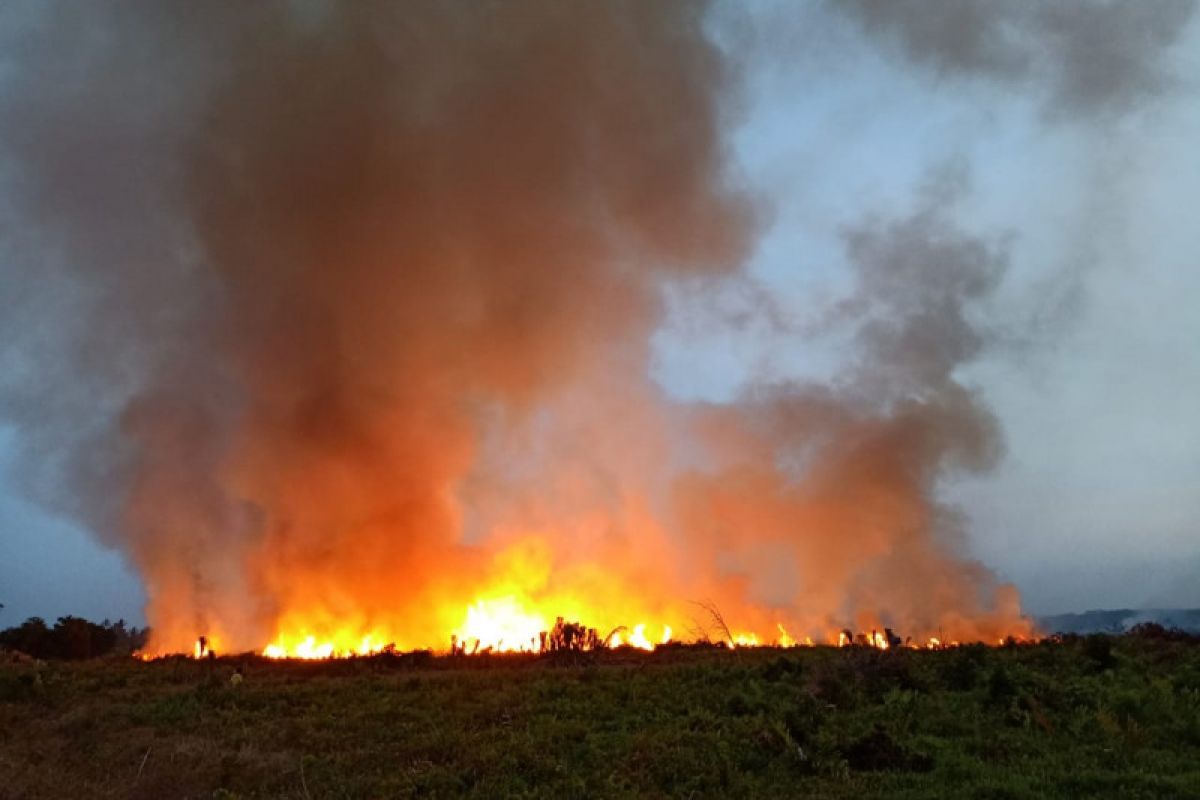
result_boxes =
[136,532,1035,659]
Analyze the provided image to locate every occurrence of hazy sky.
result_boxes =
[1,1,1198,627]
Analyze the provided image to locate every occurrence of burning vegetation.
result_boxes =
[5,1,1035,661]
[168,611,1030,663]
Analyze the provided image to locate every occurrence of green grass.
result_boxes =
[2,634,1199,798]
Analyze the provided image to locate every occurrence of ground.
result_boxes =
[2,631,1199,798]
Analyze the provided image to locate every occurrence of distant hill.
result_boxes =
[1036,608,1200,635]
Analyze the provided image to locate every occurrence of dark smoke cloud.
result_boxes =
[838,0,1197,116]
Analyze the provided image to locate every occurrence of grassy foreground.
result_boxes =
[2,632,1199,799]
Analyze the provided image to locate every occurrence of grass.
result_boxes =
[2,633,1199,798]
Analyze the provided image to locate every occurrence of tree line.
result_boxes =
[0,616,149,660]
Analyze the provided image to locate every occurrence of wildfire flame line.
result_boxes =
[150,602,1020,661]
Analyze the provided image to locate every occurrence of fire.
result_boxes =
[132,531,1035,660]
[833,628,906,650]
[262,633,385,660]
[31,3,1045,675]
[194,637,212,659]
[135,535,1039,662]
[632,625,651,649]
[610,623,673,650]
[132,617,1029,661]
[452,597,545,653]
[143,578,1035,662]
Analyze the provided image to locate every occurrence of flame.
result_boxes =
[774,624,812,648]
[137,530,1033,659]
[609,623,673,650]
[262,633,385,660]
[139,615,1028,660]
[626,624,653,650]
[142,533,1039,662]
[452,597,545,653]
[731,632,759,648]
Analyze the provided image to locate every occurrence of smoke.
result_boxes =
[2,1,1034,650]
[668,167,1025,641]
[837,0,1197,117]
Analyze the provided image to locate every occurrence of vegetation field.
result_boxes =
[2,629,1199,799]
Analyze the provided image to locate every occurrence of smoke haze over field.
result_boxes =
[1,1,1197,644]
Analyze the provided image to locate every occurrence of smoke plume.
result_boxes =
[837,0,1197,117]
[2,2,1034,651]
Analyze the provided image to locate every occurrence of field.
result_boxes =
[2,630,1199,799]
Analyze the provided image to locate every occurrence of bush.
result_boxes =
[1082,635,1116,672]
[841,724,933,772]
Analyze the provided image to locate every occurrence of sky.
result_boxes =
[1,1,1198,629]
